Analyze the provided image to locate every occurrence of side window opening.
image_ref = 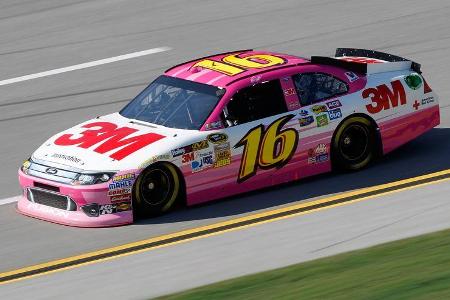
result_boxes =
[292,72,348,106]
[221,80,288,127]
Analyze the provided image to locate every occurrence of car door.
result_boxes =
[202,78,301,197]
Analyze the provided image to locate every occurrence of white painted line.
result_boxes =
[0,196,20,206]
[0,47,172,86]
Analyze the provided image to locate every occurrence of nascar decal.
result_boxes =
[362,80,406,114]
[235,114,298,183]
[192,53,287,76]
[207,133,228,144]
[54,122,165,160]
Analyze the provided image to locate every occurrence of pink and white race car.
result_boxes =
[18,48,439,227]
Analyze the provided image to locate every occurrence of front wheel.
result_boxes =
[332,117,376,171]
[133,163,181,217]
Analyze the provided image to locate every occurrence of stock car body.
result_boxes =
[18,48,440,227]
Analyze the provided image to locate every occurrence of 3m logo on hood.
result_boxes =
[54,122,165,160]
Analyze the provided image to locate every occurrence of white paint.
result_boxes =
[0,47,172,86]
[0,196,21,206]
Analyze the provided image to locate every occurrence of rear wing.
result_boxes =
[310,48,421,75]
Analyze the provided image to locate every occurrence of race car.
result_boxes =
[18,48,440,227]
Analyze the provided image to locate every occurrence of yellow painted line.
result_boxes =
[1,168,450,285]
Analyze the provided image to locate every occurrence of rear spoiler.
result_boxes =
[310,48,421,74]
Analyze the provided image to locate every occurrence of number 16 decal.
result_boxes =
[235,115,298,183]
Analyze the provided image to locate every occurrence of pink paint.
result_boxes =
[380,104,440,154]
[184,130,334,205]
[17,170,134,227]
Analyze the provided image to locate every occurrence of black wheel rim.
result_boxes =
[139,169,172,206]
[339,124,370,162]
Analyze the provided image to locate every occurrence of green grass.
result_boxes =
[156,229,450,300]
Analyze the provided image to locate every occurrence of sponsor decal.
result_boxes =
[314,143,327,155]
[205,121,223,130]
[138,154,171,168]
[344,71,359,82]
[316,114,328,127]
[312,105,327,115]
[99,201,132,215]
[328,108,342,120]
[207,133,228,144]
[191,154,214,172]
[338,56,385,64]
[110,194,131,203]
[182,152,196,164]
[112,173,135,182]
[362,80,406,114]
[171,140,208,158]
[316,153,329,163]
[107,187,132,197]
[299,110,309,116]
[299,116,314,127]
[54,122,165,161]
[325,99,342,110]
[404,74,422,90]
[214,142,232,168]
[191,140,209,151]
[307,144,329,164]
[283,87,296,96]
[421,96,434,105]
[51,153,83,165]
[235,115,298,182]
[413,100,420,111]
[108,180,133,190]
[108,173,134,199]
[171,146,190,157]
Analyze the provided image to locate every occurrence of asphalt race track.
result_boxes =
[1,0,450,298]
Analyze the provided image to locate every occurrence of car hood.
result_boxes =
[32,113,202,171]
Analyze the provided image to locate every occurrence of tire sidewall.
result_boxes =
[133,163,181,217]
[332,116,375,171]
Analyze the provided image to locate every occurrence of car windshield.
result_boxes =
[120,75,225,130]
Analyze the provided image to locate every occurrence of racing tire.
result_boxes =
[133,163,182,217]
[332,116,376,171]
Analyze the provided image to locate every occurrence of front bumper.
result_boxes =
[17,170,133,227]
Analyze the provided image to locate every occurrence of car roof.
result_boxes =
[164,50,309,87]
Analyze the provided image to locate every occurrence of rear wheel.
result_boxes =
[332,117,376,171]
[133,163,181,217]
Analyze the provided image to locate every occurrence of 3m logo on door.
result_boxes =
[54,122,165,160]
